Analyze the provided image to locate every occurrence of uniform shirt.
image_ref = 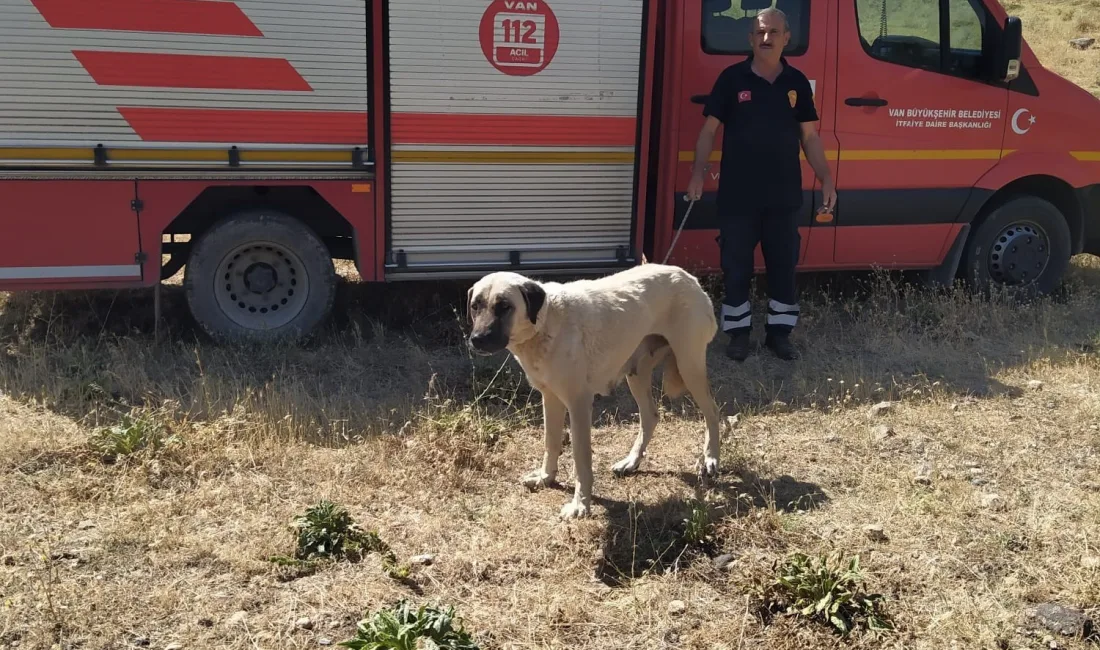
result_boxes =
[702,56,818,215]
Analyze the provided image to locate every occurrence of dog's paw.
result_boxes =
[611,453,643,477]
[696,454,720,481]
[521,469,557,490]
[559,499,591,520]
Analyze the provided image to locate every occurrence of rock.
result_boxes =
[296,617,313,630]
[713,553,738,571]
[873,425,894,441]
[1070,37,1095,49]
[409,554,435,566]
[971,477,989,486]
[1081,555,1100,570]
[133,638,150,647]
[76,520,96,530]
[869,401,894,417]
[1023,603,1093,638]
[165,644,184,650]
[668,600,686,615]
[980,493,1007,511]
[914,462,933,485]
[228,611,248,626]
[863,524,887,542]
[318,639,333,647]
[1027,380,1044,391]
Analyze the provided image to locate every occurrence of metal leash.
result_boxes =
[662,194,696,264]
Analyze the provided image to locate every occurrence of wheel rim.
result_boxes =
[213,241,309,330]
[987,221,1050,286]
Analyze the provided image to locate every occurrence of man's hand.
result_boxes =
[687,116,721,202]
[799,122,835,212]
[686,173,705,201]
[820,176,837,212]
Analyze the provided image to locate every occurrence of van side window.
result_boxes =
[702,1,811,56]
[855,0,989,78]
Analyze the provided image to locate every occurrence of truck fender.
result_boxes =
[975,150,1093,192]
[971,150,1092,251]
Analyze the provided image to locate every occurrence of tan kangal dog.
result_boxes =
[466,263,722,519]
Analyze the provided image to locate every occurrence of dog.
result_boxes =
[466,263,723,519]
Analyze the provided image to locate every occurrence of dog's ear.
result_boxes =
[466,285,474,322]
[518,280,545,325]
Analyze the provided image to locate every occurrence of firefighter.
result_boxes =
[686,7,835,362]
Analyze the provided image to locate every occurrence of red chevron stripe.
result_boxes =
[118,107,368,144]
[31,0,263,36]
[74,51,311,91]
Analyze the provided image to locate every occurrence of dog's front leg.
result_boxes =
[522,391,565,490]
[560,394,594,519]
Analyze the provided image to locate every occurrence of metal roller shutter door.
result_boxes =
[387,0,644,270]
[0,0,368,149]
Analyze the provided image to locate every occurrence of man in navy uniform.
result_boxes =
[686,7,835,361]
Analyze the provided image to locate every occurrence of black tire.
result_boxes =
[183,210,337,344]
[960,195,1072,298]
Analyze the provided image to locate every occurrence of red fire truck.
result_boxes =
[2,0,1098,342]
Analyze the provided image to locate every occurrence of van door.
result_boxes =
[668,0,836,271]
[832,0,1008,266]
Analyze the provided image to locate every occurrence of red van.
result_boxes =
[0,0,1096,341]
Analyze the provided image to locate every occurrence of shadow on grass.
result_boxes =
[592,465,830,587]
[1,257,1099,449]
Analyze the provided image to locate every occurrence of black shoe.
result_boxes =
[765,333,799,360]
[725,331,751,361]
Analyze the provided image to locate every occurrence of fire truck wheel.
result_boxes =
[961,195,1071,298]
[183,210,336,344]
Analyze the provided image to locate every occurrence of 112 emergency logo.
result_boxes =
[479,0,560,76]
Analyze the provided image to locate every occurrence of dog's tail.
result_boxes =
[661,350,687,399]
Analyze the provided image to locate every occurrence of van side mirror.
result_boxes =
[1000,16,1022,82]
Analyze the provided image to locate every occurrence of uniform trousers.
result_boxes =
[715,204,801,337]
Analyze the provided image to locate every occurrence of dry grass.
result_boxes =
[1007,0,1100,97]
[3,258,1100,650]
[4,4,1100,649]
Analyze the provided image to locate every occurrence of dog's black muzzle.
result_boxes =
[467,330,507,355]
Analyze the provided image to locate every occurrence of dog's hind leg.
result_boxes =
[670,340,722,480]
[612,369,660,477]
[523,391,566,490]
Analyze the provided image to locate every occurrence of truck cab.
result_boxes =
[655,0,1100,296]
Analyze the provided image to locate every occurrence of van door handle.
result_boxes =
[690,94,709,104]
[845,96,888,107]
